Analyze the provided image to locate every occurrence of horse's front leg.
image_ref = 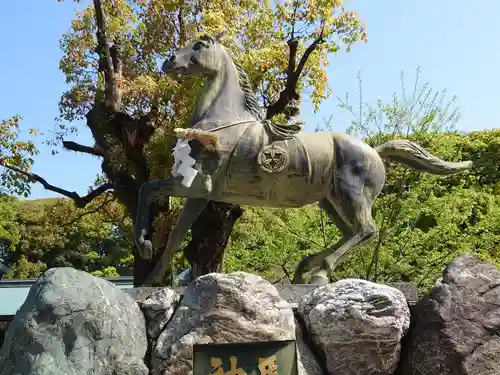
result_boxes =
[134,176,205,259]
[143,197,209,286]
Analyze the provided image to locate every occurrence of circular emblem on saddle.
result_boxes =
[257,144,288,173]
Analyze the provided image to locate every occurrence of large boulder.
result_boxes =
[0,267,148,375]
[397,253,500,375]
[150,271,323,375]
[298,278,410,375]
[140,287,181,341]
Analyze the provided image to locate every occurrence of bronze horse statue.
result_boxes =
[134,32,472,286]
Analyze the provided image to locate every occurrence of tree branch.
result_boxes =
[295,36,325,80]
[177,7,186,47]
[266,29,326,120]
[0,164,113,208]
[93,0,120,110]
[62,141,104,157]
[286,39,299,82]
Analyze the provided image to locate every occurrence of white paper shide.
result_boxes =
[171,139,198,187]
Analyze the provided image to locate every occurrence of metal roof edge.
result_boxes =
[0,276,134,288]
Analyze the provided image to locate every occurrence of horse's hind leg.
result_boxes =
[311,187,378,284]
[293,198,352,284]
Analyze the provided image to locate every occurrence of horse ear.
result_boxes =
[200,34,214,44]
[215,30,227,42]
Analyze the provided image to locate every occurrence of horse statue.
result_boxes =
[134,31,472,286]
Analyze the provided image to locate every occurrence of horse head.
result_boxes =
[162,31,228,78]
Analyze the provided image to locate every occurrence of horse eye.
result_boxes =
[192,41,204,51]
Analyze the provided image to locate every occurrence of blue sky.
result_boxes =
[0,0,498,200]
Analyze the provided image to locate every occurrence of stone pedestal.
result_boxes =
[0,268,416,375]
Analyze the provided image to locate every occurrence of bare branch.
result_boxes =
[266,28,326,120]
[1,164,113,208]
[63,141,104,157]
[271,261,293,284]
[93,0,120,110]
[281,261,293,281]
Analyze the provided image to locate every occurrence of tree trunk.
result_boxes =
[184,202,244,279]
[133,256,152,287]
[133,252,171,286]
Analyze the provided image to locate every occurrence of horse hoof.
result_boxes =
[137,229,153,260]
[310,275,329,285]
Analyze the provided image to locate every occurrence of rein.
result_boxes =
[206,119,258,133]
[173,119,257,151]
[173,118,302,152]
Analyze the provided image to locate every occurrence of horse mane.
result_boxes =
[201,34,263,119]
[201,34,301,139]
[227,52,263,120]
[225,44,304,139]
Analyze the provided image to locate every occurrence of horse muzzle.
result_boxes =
[163,63,190,82]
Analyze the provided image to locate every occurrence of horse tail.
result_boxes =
[375,139,472,175]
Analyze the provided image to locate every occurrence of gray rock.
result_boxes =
[126,286,163,304]
[295,318,324,375]
[298,278,410,375]
[141,287,181,340]
[151,271,321,375]
[396,253,500,375]
[0,267,148,375]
